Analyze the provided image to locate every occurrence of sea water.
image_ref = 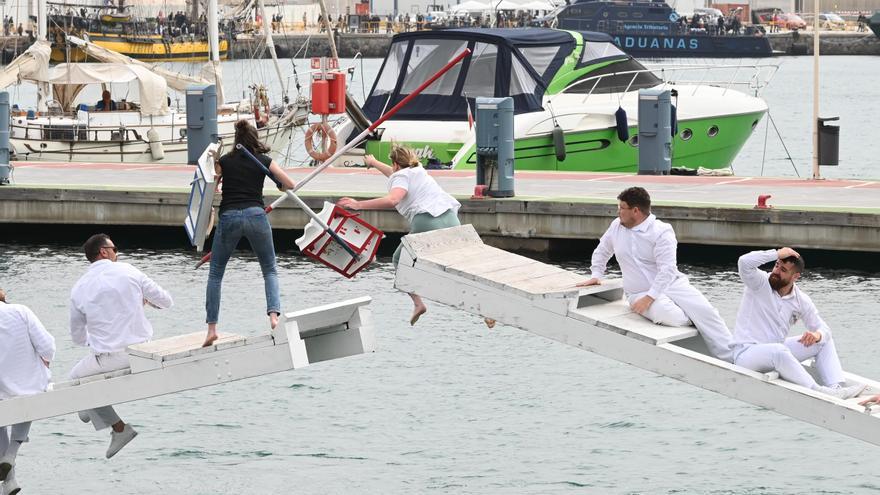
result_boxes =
[1,242,879,494]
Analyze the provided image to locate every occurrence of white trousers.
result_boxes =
[69,351,131,431]
[733,332,845,389]
[0,422,31,454]
[628,277,734,362]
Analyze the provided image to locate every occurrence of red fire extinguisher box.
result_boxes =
[327,72,347,114]
[311,77,330,114]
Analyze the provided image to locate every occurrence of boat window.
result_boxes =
[373,41,408,96]
[461,43,497,98]
[565,58,662,95]
[579,42,625,66]
[518,46,560,79]
[400,39,468,95]
[510,54,538,96]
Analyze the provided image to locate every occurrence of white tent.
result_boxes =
[451,0,490,12]
[488,0,523,10]
[42,64,170,116]
[518,0,556,11]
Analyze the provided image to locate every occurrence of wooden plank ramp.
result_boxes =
[394,225,880,446]
[0,296,376,427]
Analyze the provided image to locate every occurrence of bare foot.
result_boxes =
[269,312,280,330]
[410,304,427,326]
[484,318,496,329]
[202,331,218,348]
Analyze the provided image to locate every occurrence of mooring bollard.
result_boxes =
[0,91,11,185]
[186,84,218,166]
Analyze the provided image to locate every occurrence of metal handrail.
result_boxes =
[552,62,780,105]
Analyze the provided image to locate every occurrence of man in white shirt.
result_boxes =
[578,187,733,362]
[69,234,173,459]
[731,248,865,399]
[0,288,56,495]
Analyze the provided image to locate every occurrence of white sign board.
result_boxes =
[184,143,219,252]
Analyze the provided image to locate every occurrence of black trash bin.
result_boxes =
[818,117,839,166]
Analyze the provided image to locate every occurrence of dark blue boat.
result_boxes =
[552,0,773,57]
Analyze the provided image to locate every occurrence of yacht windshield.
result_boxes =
[565,58,662,95]
[401,39,468,95]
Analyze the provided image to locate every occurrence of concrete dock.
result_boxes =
[2,161,878,254]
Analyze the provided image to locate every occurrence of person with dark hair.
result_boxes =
[337,145,465,326]
[731,248,865,399]
[95,90,116,112]
[203,120,296,348]
[0,288,55,495]
[69,234,173,458]
[578,187,734,361]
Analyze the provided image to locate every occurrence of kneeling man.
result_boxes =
[732,248,864,399]
[579,187,733,362]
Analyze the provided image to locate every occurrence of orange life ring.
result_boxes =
[304,122,338,161]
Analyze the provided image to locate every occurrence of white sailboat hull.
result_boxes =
[10,109,297,163]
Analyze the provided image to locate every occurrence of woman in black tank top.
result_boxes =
[203,120,295,347]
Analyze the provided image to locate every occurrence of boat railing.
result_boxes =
[554,61,780,105]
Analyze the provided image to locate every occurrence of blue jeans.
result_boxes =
[206,206,280,324]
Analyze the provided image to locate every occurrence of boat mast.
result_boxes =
[207,0,225,104]
[36,0,49,113]
[811,0,820,179]
[257,0,287,103]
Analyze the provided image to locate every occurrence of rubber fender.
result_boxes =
[552,124,566,162]
[615,106,630,142]
[147,128,164,160]
[670,104,678,137]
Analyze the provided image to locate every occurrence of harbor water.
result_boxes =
[1,241,879,493]
[2,51,880,493]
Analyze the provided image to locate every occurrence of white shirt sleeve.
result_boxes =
[24,306,55,362]
[798,290,831,341]
[646,227,679,300]
[69,294,88,347]
[388,171,411,192]
[738,249,777,291]
[590,223,616,280]
[139,270,173,309]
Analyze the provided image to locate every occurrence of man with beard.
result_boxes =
[731,248,865,399]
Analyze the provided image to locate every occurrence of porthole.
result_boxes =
[628,135,639,147]
[751,119,759,129]
[179,128,187,138]
[680,128,693,141]
[707,125,719,137]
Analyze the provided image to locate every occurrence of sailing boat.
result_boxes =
[3,0,307,164]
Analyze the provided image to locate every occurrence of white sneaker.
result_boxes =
[106,425,138,459]
[78,411,91,423]
[818,383,867,400]
[0,456,12,481]
[2,475,21,495]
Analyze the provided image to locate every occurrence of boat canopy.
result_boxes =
[40,63,170,115]
[0,41,50,91]
[363,28,614,122]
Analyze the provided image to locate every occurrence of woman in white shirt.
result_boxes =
[338,145,460,325]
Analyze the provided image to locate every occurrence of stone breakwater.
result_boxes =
[2,31,877,63]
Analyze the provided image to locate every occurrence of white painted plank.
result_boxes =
[128,332,244,360]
